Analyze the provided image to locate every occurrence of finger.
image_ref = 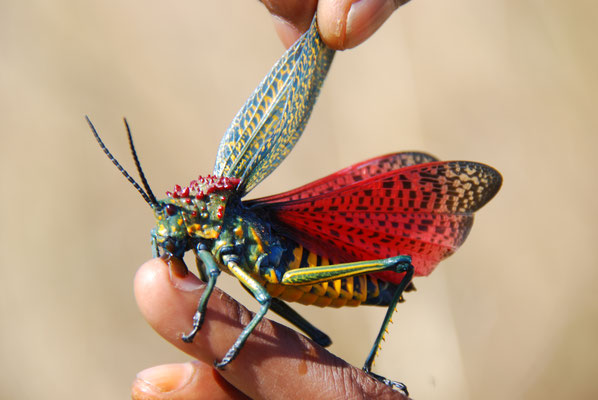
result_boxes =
[134,258,408,400]
[261,1,318,48]
[132,360,249,400]
[261,0,412,50]
[318,0,412,49]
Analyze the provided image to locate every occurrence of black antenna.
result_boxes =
[123,118,159,206]
[86,116,158,208]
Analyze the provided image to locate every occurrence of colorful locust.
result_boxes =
[88,18,501,393]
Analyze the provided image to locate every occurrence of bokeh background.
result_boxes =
[1,1,597,398]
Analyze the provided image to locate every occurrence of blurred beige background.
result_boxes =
[1,0,597,398]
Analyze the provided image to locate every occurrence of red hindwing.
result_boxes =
[253,152,438,203]
[247,152,502,283]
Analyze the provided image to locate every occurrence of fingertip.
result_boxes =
[132,361,248,400]
[262,0,317,48]
[133,362,195,398]
[135,257,204,299]
[134,258,167,301]
[134,258,169,322]
[271,16,305,48]
[318,0,410,50]
[134,258,204,342]
[315,0,348,50]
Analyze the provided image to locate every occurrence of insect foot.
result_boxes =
[181,313,203,343]
[366,370,409,396]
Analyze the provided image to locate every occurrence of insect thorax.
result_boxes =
[151,175,241,256]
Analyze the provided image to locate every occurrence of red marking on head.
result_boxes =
[166,176,241,199]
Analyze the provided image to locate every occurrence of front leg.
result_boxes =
[181,245,221,342]
[151,233,160,258]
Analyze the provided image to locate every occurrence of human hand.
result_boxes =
[262,0,412,49]
[131,258,409,399]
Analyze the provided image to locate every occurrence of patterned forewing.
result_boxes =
[258,161,502,280]
[213,18,334,196]
[248,152,438,204]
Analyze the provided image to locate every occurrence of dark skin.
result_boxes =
[133,258,409,399]
[132,1,412,399]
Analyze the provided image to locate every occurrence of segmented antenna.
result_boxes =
[86,116,158,208]
[123,118,159,206]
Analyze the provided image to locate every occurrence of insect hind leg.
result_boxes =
[270,298,332,347]
[362,260,414,396]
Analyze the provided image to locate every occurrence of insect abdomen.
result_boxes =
[264,245,386,308]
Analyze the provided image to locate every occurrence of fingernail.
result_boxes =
[345,0,399,49]
[166,257,203,292]
[135,362,195,394]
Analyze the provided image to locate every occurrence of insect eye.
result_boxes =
[165,204,177,216]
